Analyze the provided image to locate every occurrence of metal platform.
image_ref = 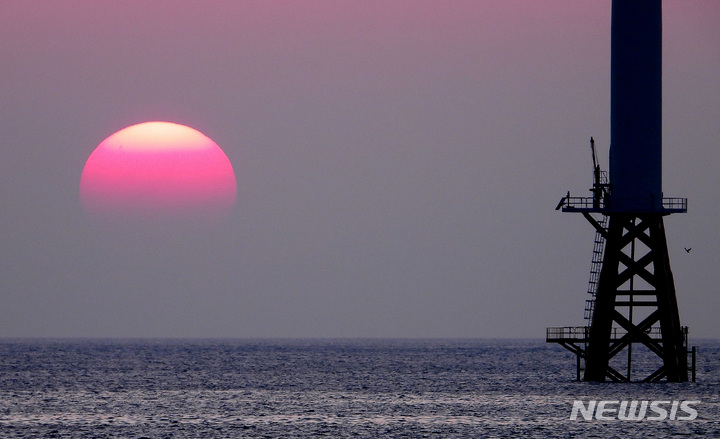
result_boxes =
[556,195,687,214]
[546,325,684,343]
[547,325,695,382]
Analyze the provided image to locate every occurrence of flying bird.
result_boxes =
[684,247,692,253]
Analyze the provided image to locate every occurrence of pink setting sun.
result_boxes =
[80,121,236,222]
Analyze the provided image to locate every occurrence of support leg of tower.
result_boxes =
[583,214,688,382]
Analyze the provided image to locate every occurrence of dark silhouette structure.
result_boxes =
[547,1,695,382]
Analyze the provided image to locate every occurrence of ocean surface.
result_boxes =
[0,338,718,438]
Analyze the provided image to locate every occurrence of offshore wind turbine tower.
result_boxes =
[546,0,695,382]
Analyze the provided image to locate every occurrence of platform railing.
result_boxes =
[557,196,687,213]
[546,326,687,342]
[661,197,687,211]
[546,326,590,341]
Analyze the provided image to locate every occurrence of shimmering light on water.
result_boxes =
[1,339,718,438]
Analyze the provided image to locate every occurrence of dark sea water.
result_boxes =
[1,339,718,438]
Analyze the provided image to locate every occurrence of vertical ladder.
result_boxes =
[584,214,608,320]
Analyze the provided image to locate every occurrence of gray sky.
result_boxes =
[1,1,718,339]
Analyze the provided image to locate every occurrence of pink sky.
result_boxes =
[0,1,718,338]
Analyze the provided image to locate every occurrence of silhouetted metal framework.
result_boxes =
[546,0,696,382]
[548,195,694,382]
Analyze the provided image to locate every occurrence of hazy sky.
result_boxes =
[1,1,718,339]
